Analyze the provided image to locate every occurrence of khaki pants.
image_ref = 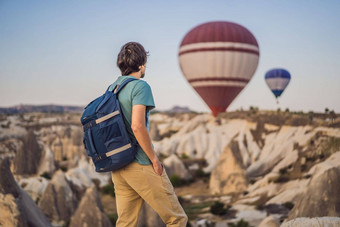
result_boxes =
[111,162,188,227]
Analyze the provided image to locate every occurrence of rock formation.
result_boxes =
[163,154,192,180]
[307,151,340,179]
[281,217,340,227]
[149,121,162,141]
[153,115,261,172]
[37,145,56,176]
[258,215,280,227]
[288,166,340,219]
[38,170,78,224]
[137,202,165,227]
[66,155,111,189]
[51,136,63,162]
[246,126,307,178]
[1,112,340,226]
[19,176,49,202]
[70,186,113,227]
[0,193,24,227]
[12,130,42,175]
[0,157,51,227]
[210,141,247,195]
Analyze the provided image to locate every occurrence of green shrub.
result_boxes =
[273,175,289,183]
[107,213,118,226]
[301,164,308,172]
[40,172,51,180]
[303,174,312,179]
[210,201,228,216]
[169,174,183,187]
[181,153,189,159]
[195,169,208,178]
[279,167,287,175]
[249,179,256,184]
[228,219,251,227]
[62,220,70,227]
[102,184,115,197]
[183,201,214,221]
[283,202,294,210]
[177,196,185,206]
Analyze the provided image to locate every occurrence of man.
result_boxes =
[110,42,188,227]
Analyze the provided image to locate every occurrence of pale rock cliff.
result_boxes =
[288,166,340,219]
[0,157,51,227]
[209,141,247,195]
[163,154,192,180]
[38,170,78,224]
[137,202,165,227]
[281,217,340,227]
[70,186,113,227]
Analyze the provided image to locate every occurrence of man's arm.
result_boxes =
[131,104,162,175]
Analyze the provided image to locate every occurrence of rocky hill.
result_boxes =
[0,104,83,114]
[0,111,339,226]
[150,111,340,226]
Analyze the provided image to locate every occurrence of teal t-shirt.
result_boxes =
[109,75,155,165]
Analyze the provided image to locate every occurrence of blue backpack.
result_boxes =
[80,78,138,172]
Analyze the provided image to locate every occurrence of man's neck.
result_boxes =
[129,72,141,79]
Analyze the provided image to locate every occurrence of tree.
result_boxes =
[330,110,336,122]
[308,111,314,123]
[325,107,329,114]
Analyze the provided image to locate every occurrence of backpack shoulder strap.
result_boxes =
[113,78,137,94]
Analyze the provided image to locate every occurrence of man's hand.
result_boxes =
[152,158,163,176]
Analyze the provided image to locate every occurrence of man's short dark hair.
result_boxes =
[117,42,148,75]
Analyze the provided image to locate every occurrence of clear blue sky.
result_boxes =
[1,0,340,113]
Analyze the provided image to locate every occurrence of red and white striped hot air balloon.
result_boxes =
[178,21,260,117]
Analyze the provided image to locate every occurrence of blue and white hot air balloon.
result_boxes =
[265,68,291,102]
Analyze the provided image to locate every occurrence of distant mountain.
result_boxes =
[0,104,84,114]
[165,106,194,113]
